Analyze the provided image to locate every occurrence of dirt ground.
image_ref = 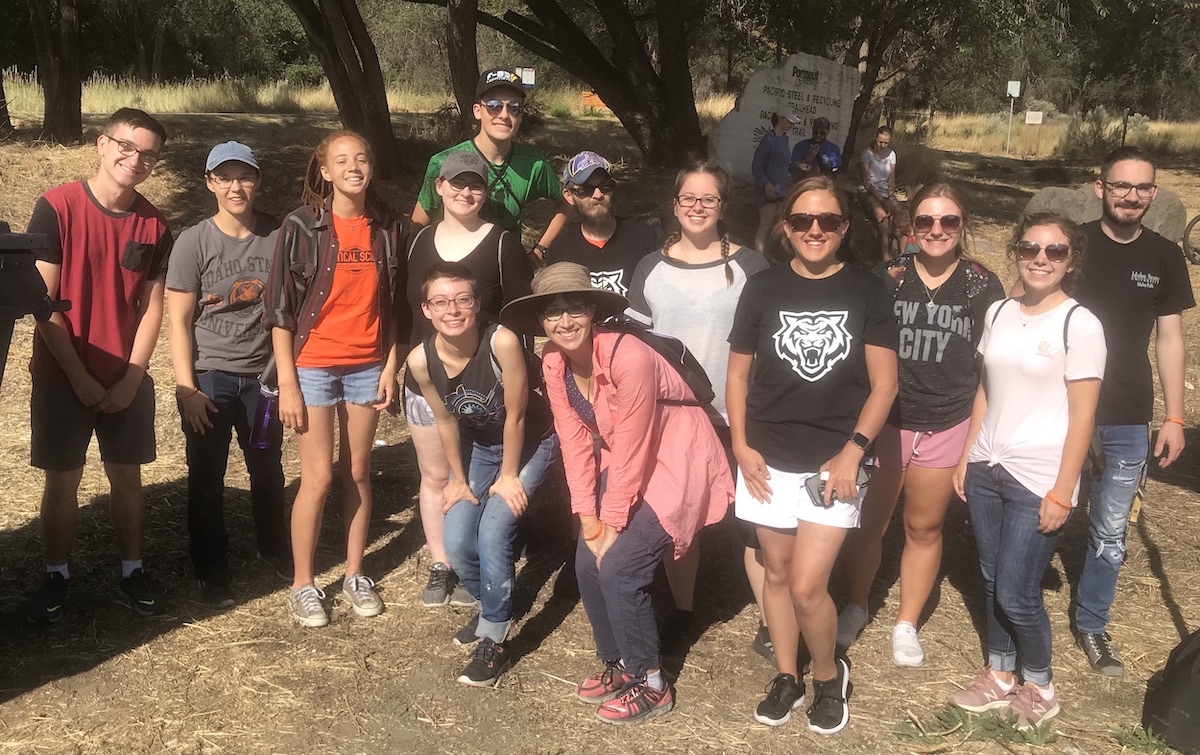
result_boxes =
[0,114,1198,754]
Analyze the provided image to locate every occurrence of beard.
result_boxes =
[1102,195,1149,228]
[576,196,614,228]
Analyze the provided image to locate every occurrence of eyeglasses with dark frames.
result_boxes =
[1103,181,1156,199]
[425,294,478,312]
[541,303,590,321]
[568,181,616,198]
[786,212,845,233]
[104,134,161,166]
[675,194,721,209]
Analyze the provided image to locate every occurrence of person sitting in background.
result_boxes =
[545,150,656,296]
[858,126,898,261]
[166,141,291,609]
[410,68,568,266]
[790,116,842,182]
[752,112,797,252]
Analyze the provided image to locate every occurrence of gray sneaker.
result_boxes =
[421,562,456,607]
[449,584,478,608]
[343,574,384,617]
[289,585,329,628]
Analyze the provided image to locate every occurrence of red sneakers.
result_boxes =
[595,679,675,726]
[575,661,634,704]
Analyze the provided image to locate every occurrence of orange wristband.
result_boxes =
[583,521,605,542]
[1045,491,1071,511]
[1164,417,1185,427]
[177,385,200,399]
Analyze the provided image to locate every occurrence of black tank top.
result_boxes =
[423,322,552,447]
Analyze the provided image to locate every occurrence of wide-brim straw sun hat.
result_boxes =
[499,262,628,336]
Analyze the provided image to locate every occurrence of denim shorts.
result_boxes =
[296,362,383,407]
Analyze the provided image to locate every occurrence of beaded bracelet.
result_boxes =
[1045,491,1072,511]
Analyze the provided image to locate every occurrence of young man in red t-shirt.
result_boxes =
[25,108,173,623]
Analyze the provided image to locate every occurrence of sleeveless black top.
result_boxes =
[423,322,553,447]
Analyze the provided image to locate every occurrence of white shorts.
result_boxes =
[735,465,864,530]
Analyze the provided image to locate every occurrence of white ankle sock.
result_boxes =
[990,670,1015,692]
[645,670,665,691]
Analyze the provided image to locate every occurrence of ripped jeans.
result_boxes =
[1075,424,1149,635]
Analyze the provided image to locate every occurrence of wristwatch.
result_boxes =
[848,432,871,451]
[533,243,549,256]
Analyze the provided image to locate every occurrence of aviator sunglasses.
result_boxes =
[913,214,962,233]
[480,99,525,117]
[1015,240,1071,262]
[787,212,844,233]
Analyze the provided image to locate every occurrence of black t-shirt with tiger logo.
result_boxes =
[729,263,897,472]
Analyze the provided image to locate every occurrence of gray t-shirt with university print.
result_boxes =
[166,213,279,374]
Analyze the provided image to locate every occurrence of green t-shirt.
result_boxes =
[417,140,561,232]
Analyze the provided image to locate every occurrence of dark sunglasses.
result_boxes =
[481,99,524,117]
[787,212,844,233]
[913,214,962,233]
[568,180,616,198]
[1016,240,1071,262]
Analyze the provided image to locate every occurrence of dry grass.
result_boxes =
[1,114,1199,754]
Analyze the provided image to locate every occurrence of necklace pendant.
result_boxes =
[925,301,937,314]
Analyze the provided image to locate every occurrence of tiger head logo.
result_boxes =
[590,270,628,296]
[772,310,853,382]
[227,278,265,316]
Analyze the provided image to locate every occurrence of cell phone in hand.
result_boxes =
[805,467,871,508]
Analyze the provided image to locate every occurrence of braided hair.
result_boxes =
[662,161,735,286]
[299,129,389,220]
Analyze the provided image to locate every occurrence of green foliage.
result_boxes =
[1109,724,1180,754]
[895,705,1060,748]
[1057,106,1122,159]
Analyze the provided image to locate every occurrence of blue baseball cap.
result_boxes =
[562,151,612,187]
[205,141,259,172]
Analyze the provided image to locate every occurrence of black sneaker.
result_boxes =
[454,612,481,646]
[26,572,69,625]
[457,638,511,687]
[1078,631,1124,677]
[807,657,852,735]
[754,673,805,726]
[752,622,776,667]
[198,577,235,610]
[118,568,165,617]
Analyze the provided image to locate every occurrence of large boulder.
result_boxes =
[1022,183,1187,243]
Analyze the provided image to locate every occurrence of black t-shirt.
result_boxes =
[402,224,533,390]
[1074,221,1195,424]
[876,257,1004,430]
[729,263,898,472]
[544,217,656,296]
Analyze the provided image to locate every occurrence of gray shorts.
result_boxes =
[31,376,157,470]
[403,385,437,427]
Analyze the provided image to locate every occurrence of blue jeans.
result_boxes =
[181,370,289,580]
[1075,424,1149,634]
[443,433,559,644]
[965,462,1069,686]
[575,500,674,677]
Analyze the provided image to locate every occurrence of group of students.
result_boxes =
[18,67,1193,734]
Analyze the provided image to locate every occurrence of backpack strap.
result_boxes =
[1063,303,1081,353]
[989,297,1014,327]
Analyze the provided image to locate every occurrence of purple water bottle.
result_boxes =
[250,385,280,450]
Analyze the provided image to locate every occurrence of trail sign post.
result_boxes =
[1005,81,1021,155]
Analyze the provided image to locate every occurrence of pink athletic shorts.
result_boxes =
[874,418,970,471]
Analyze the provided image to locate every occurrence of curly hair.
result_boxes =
[1007,212,1088,294]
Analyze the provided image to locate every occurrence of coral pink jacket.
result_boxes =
[542,328,733,558]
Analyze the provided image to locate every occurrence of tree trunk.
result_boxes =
[0,75,13,137]
[152,22,167,83]
[446,0,479,135]
[281,0,401,177]
[26,0,82,144]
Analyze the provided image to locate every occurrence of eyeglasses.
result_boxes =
[568,181,616,198]
[480,99,524,117]
[541,303,590,321]
[1103,181,1156,198]
[447,177,486,194]
[675,194,722,209]
[913,214,962,233]
[1015,240,1071,262]
[208,174,257,188]
[425,294,477,312]
[104,135,160,166]
[787,212,845,233]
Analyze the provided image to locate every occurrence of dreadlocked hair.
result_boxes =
[299,129,389,220]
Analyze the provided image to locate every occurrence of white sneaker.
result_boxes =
[892,621,925,667]
[837,603,869,647]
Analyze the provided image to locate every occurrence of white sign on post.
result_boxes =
[1007,80,1022,98]
[1025,111,1044,125]
[713,53,861,182]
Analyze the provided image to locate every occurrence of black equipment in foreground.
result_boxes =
[0,221,69,389]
